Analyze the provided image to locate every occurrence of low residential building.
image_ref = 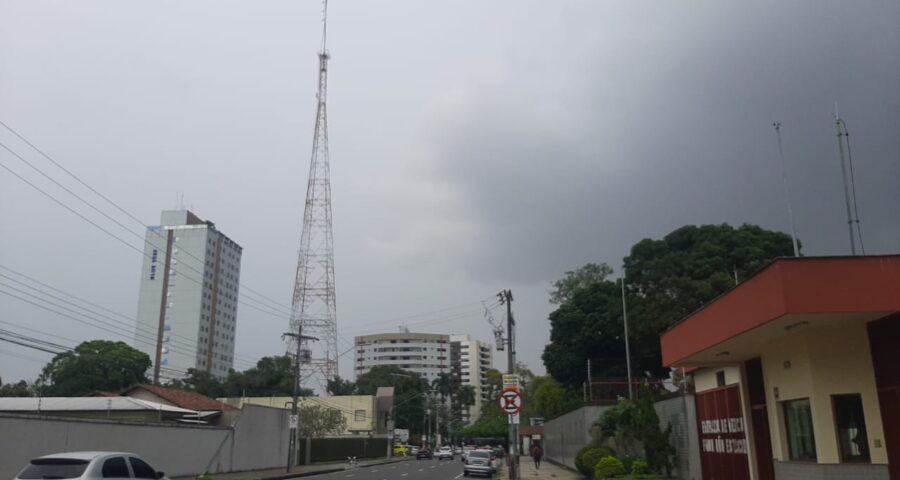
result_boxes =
[661,255,900,480]
[219,394,389,435]
[116,384,238,426]
[354,332,450,380]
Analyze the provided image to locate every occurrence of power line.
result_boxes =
[0,120,295,316]
[0,284,255,371]
[0,269,257,367]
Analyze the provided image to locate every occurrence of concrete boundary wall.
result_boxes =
[654,394,702,480]
[0,404,290,479]
[543,405,610,470]
[543,395,701,479]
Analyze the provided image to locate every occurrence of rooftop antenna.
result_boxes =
[834,103,864,255]
[773,122,800,256]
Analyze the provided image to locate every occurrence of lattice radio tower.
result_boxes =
[289,0,338,391]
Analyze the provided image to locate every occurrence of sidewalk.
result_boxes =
[498,457,583,479]
[173,456,410,480]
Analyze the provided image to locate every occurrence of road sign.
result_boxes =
[499,387,523,415]
[508,414,520,425]
[502,374,519,387]
[289,414,298,429]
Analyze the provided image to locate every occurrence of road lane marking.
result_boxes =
[401,473,408,477]
[454,475,463,479]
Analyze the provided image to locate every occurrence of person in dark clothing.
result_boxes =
[531,443,543,469]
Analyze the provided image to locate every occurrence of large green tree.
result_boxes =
[40,340,151,396]
[543,224,795,388]
[549,262,614,305]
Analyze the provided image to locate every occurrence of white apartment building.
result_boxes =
[354,332,450,379]
[134,210,241,381]
[450,334,493,424]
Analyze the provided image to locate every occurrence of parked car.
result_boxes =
[15,452,168,480]
[416,447,433,460]
[453,446,463,455]
[392,444,407,456]
[436,446,454,460]
[408,445,420,455]
[463,449,494,477]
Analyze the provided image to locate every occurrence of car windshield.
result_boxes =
[469,451,490,459]
[18,459,90,479]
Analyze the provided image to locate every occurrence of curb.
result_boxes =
[258,457,410,480]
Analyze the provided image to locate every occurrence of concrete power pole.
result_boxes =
[498,290,519,480]
[284,331,317,472]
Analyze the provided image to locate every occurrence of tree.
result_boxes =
[527,376,579,420]
[543,223,795,388]
[355,366,428,434]
[549,262,614,305]
[167,356,314,398]
[326,375,356,396]
[0,380,33,397]
[596,393,676,476]
[298,404,347,438]
[39,340,150,396]
[168,368,226,398]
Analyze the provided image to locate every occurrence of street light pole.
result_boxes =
[283,331,318,472]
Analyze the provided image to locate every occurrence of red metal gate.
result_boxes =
[696,385,751,480]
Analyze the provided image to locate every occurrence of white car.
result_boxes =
[436,446,454,460]
[15,452,169,480]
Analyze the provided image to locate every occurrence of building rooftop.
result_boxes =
[661,255,900,367]
[120,384,238,412]
[0,396,196,413]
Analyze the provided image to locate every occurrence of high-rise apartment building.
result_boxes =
[354,332,450,379]
[134,210,242,382]
[450,334,493,424]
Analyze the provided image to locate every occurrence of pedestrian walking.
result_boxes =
[531,443,543,469]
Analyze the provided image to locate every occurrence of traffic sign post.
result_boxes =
[499,387,523,415]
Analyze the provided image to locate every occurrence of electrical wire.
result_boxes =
[0,270,258,368]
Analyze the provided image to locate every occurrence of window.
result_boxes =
[833,394,870,462]
[101,457,130,478]
[129,457,157,479]
[783,398,817,461]
[716,371,726,387]
[17,459,89,479]
[354,409,366,422]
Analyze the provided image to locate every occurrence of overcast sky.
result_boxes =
[1,1,898,385]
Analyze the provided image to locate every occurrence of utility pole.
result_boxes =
[620,277,633,400]
[773,122,800,257]
[587,359,593,402]
[498,289,518,480]
[834,107,865,255]
[283,331,318,472]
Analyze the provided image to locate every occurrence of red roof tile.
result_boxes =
[123,384,238,411]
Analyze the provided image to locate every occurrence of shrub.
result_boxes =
[575,445,616,478]
[594,456,626,479]
[630,458,648,475]
[575,445,615,477]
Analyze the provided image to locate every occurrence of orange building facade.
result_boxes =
[661,256,900,480]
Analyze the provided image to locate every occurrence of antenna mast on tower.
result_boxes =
[289,0,338,391]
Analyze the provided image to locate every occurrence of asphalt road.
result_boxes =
[311,457,479,480]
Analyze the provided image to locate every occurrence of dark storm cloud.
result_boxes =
[427,0,900,284]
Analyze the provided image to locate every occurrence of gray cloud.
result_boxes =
[1,0,897,383]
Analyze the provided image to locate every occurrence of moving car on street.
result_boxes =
[436,446,454,460]
[15,452,168,480]
[415,447,433,460]
[463,449,494,477]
